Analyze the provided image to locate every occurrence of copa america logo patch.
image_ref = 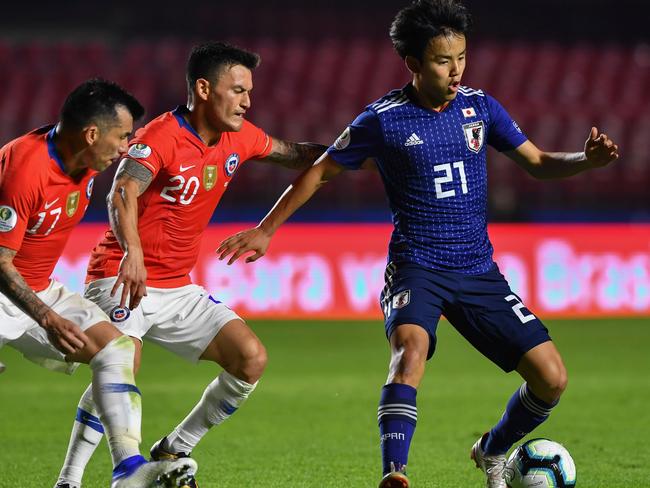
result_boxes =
[392,290,411,309]
[109,305,131,322]
[127,143,152,159]
[224,153,240,177]
[0,205,18,232]
[333,127,351,150]
[86,177,95,199]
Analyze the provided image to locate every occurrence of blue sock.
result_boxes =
[378,383,417,475]
[483,383,557,455]
[112,454,147,480]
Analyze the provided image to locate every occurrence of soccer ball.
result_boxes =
[504,438,576,487]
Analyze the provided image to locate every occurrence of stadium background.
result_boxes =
[0,1,649,487]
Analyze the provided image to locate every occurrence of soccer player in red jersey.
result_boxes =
[55,42,327,488]
[0,79,198,488]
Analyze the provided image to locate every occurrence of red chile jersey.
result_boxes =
[0,126,96,291]
[87,106,272,288]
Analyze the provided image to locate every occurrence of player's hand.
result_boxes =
[585,127,619,168]
[40,310,89,355]
[216,227,272,265]
[112,248,147,309]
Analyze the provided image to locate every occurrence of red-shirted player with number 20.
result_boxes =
[54,43,327,488]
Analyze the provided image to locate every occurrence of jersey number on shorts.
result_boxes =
[27,207,62,235]
[433,161,468,199]
[160,175,200,205]
[505,294,536,324]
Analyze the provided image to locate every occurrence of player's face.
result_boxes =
[410,33,466,107]
[87,106,134,171]
[207,64,253,132]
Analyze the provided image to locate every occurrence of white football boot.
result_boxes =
[471,434,507,488]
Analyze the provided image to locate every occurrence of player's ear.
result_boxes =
[405,55,421,74]
[195,78,211,101]
[84,125,100,146]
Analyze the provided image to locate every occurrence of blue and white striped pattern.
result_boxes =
[377,402,418,424]
[519,384,553,418]
[372,91,410,114]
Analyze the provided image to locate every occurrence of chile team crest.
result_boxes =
[224,153,240,177]
[462,121,485,154]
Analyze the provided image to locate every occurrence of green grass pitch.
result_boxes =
[0,319,648,487]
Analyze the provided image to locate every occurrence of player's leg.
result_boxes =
[447,268,559,487]
[377,263,447,488]
[159,317,266,455]
[482,340,567,455]
[55,278,151,487]
[65,321,196,487]
[56,338,143,487]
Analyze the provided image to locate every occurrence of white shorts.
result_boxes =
[84,277,241,363]
[0,280,110,374]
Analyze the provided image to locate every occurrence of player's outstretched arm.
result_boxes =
[506,127,619,179]
[260,138,328,170]
[217,153,345,264]
[0,246,88,354]
[107,157,154,309]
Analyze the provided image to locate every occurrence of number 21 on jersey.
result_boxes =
[433,161,468,199]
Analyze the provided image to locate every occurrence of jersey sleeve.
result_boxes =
[0,160,39,251]
[486,95,528,152]
[327,110,382,170]
[125,126,174,177]
[239,120,273,160]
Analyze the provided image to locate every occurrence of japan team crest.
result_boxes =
[392,290,411,309]
[203,165,218,190]
[462,121,485,154]
[224,153,240,177]
[66,191,80,217]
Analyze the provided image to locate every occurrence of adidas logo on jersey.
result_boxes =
[404,133,424,146]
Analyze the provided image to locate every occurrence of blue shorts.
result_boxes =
[380,262,551,372]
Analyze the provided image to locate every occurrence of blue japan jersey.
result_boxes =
[328,84,527,274]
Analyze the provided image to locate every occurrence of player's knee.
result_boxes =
[537,362,568,402]
[235,339,267,383]
[389,343,426,384]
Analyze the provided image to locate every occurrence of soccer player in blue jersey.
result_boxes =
[217,1,619,486]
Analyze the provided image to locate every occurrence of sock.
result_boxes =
[166,370,257,454]
[89,335,142,470]
[378,383,417,475]
[56,384,104,485]
[483,383,558,455]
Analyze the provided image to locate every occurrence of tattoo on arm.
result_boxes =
[264,140,328,170]
[115,158,154,196]
[0,247,50,324]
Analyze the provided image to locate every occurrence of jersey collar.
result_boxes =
[46,125,66,172]
[172,105,204,144]
[404,83,455,114]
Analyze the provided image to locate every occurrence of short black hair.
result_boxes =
[390,0,471,60]
[60,79,144,130]
[186,41,260,89]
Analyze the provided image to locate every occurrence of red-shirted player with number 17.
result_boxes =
[54,42,327,488]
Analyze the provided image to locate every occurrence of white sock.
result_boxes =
[166,371,257,453]
[56,384,104,485]
[89,335,142,467]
